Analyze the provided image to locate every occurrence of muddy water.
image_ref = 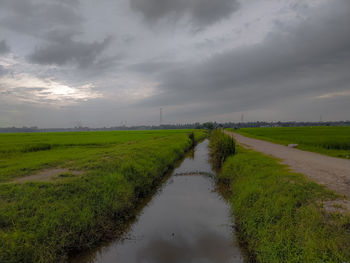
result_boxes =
[71,139,243,263]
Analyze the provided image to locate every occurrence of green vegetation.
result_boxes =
[217,143,350,262]
[209,129,235,168]
[0,130,204,182]
[0,130,206,263]
[230,126,350,158]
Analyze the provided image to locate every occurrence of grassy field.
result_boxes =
[0,130,206,263]
[213,132,350,263]
[230,126,350,158]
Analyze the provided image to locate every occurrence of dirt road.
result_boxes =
[224,130,350,197]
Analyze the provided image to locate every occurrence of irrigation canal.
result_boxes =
[70,139,244,263]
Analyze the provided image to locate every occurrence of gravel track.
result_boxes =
[225,130,350,197]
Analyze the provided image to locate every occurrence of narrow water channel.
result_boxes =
[71,139,244,263]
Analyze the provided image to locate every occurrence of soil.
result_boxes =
[225,131,350,198]
[14,168,83,183]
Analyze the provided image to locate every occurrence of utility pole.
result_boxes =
[241,114,244,123]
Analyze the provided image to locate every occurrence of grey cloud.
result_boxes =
[53,0,80,7]
[29,37,113,68]
[0,65,8,77]
[0,40,10,54]
[129,61,177,75]
[137,0,350,117]
[129,0,240,28]
[0,0,115,70]
[44,28,82,43]
[0,0,82,39]
[1,0,350,127]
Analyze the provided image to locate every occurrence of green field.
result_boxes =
[0,130,206,262]
[213,132,350,263]
[230,126,350,158]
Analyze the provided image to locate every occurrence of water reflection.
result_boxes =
[173,139,214,175]
[70,140,243,263]
[136,231,237,263]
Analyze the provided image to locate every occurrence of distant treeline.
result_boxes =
[0,121,349,133]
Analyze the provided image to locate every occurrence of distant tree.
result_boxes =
[195,122,201,129]
[202,122,214,130]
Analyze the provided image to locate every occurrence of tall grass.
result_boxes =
[0,130,206,262]
[0,130,204,182]
[21,143,52,153]
[217,145,350,262]
[209,129,235,168]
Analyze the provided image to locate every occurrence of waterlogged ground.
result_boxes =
[71,140,243,263]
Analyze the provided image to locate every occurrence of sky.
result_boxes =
[0,0,349,128]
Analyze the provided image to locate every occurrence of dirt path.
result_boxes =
[224,130,350,198]
[13,168,83,183]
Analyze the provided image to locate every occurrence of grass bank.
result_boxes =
[212,132,350,262]
[0,130,206,263]
[229,126,350,159]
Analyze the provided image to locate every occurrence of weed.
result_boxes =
[209,129,235,168]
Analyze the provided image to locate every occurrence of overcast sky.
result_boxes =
[0,0,349,127]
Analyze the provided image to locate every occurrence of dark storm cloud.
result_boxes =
[0,0,115,70]
[0,0,82,38]
[129,0,240,27]
[0,40,10,54]
[138,0,350,113]
[29,37,113,68]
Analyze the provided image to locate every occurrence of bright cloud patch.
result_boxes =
[316,90,350,99]
[0,73,102,106]
[106,75,158,102]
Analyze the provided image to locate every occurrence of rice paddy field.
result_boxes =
[0,130,206,263]
[232,126,350,158]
